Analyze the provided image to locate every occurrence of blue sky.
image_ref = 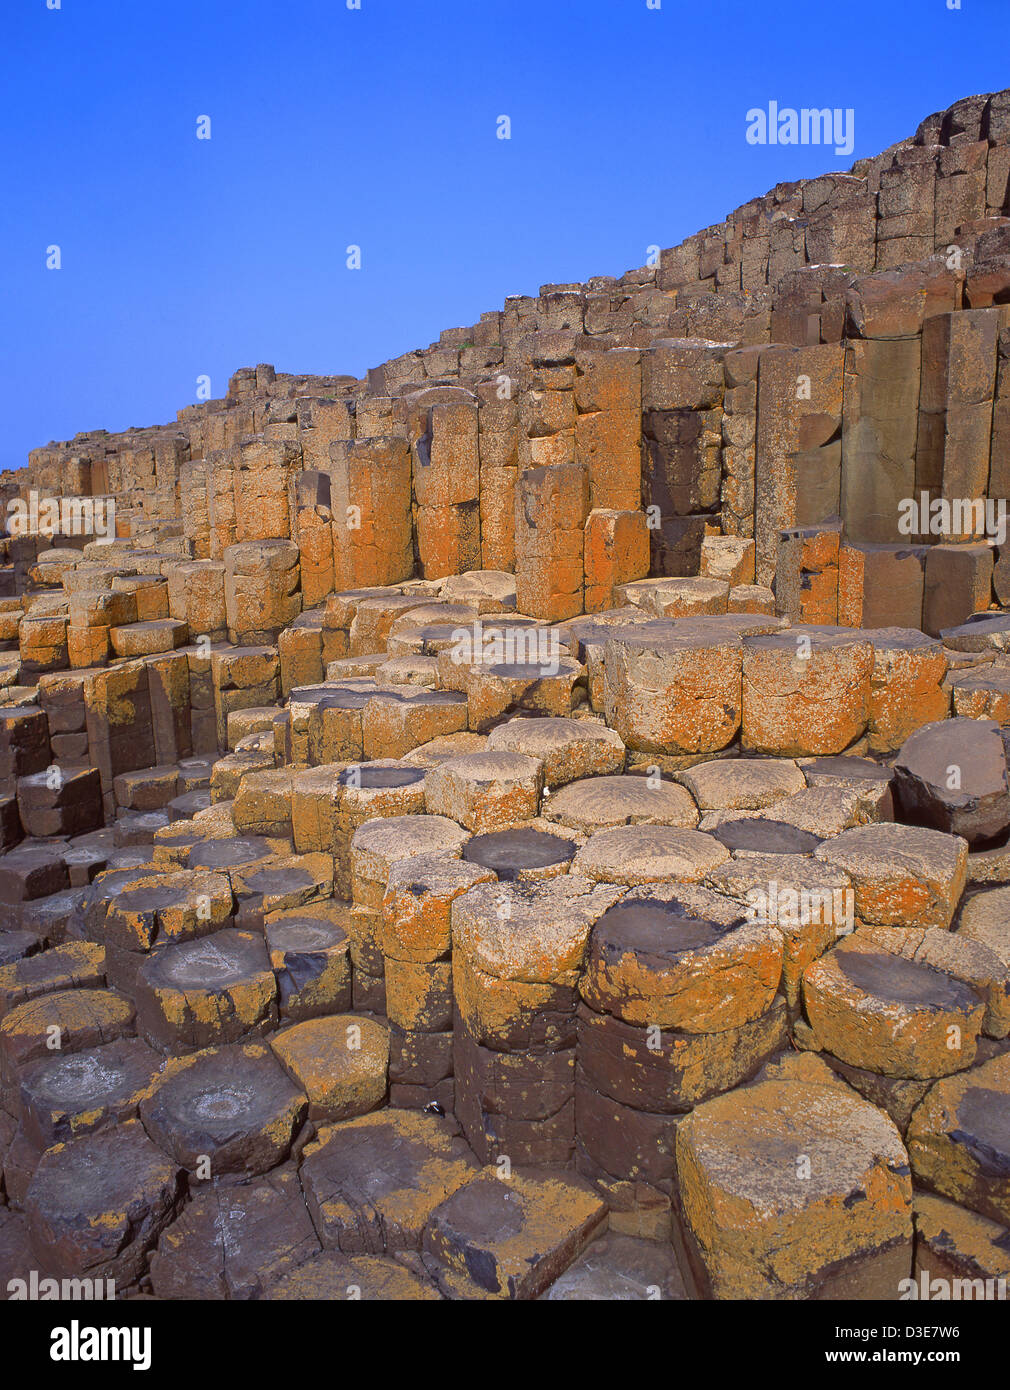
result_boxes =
[2,0,1007,472]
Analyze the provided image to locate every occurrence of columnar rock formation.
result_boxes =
[1,90,1010,1303]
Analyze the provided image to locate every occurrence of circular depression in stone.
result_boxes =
[462,827,576,881]
[837,949,983,1012]
[118,882,189,913]
[17,1039,166,1150]
[435,1176,525,1242]
[35,1053,124,1105]
[88,868,157,902]
[322,689,373,709]
[139,1045,306,1174]
[189,836,273,870]
[593,899,731,961]
[266,918,346,952]
[159,939,248,987]
[63,846,108,869]
[712,819,823,855]
[189,1085,256,1122]
[242,866,314,896]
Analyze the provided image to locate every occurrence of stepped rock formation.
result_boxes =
[2,90,1010,1303]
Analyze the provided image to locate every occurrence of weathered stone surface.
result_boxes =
[540,774,698,833]
[865,629,949,752]
[0,941,105,1019]
[270,1014,388,1121]
[265,912,352,1021]
[150,1166,321,1300]
[485,717,624,788]
[572,825,729,885]
[912,1191,1010,1298]
[17,85,1010,1305]
[676,1077,912,1299]
[815,824,968,931]
[604,623,745,755]
[140,1042,306,1175]
[576,996,788,1112]
[906,1053,1010,1226]
[462,826,577,882]
[451,876,622,1051]
[424,751,542,832]
[380,854,494,963]
[803,933,986,1078]
[422,1169,607,1300]
[0,989,135,1090]
[705,853,854,1007]
[264,1249,439,1300]
[453,1026,576,1166]
[541,1230,688,1300]
[18,1037,161,1150]
[580,890,781,1032]
[26,1120,182,1286]
[959,886,1010,971]
[894,718,1010,847]
[133,928,278,1053]
[680,757,806,811]
[709,815,824,857]
[742,628,873,756]
[351,814,468,905]
[300,1108,478,1252]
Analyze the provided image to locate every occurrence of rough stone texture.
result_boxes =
[803,932,987,1078]
[815,824,968,931]
[742,628,874,756]
[12,84,1010,1304]
[540,774,698,833]
[572,825,730,886]
[676,1077,913,1299]
[299,1108,478,1252]
[580,890,781,1032]
[422,1168,607,1300]
[26,1120,182,1286]
[906,1053,1010,1226]
[893,718,1010,847]
[150,1166,321,1300]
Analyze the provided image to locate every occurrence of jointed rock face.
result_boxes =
[2,89,1010,1303]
